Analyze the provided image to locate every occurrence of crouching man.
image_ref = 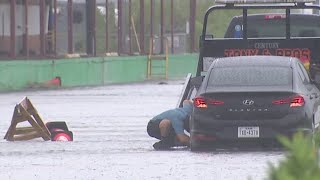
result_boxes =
[147,100,193,150]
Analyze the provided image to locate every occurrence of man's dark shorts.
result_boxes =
[147,119,176,140]
[147,119,190,140]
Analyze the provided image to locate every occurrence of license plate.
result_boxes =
[238,127,259,138]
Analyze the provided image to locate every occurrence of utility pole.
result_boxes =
[189,0,196,53]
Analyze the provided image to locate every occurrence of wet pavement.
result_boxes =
[0,81,284,180]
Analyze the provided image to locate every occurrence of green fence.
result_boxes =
[0,54,198,92]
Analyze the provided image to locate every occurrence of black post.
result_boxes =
[118,0,123,55]
[86,0,96,56]
[129,0,132,55]
[160,0,164,54]
[40,0,46,57]
[140,0,145,54]
[171,0,174,54]
[24,0,29,58]
[68,0,73,54]
[10,0,16,58]
[150,0,154,55]
[105,0,109,53]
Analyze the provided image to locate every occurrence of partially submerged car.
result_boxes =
[190,56,320,150]
[175,0,320,151]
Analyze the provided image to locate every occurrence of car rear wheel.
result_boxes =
[190,118,201,151]
[190,118,211,151]
[190,133,201,152]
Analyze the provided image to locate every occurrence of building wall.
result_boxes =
[0,4,49,55]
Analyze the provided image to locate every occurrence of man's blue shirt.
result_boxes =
[151,102,193,135]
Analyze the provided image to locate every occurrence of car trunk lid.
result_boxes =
[194,91,303,120]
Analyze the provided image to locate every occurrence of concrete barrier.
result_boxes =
[0,54,198,92]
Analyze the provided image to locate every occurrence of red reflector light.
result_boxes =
[272,95,304,107]
[194,97,207,108]
[53,132,72,141]
[208,99,225,105]
[272,98,290,105]
[264,14,285,20]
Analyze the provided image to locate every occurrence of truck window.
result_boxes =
[206,9,243,39]
[224,14,320,38]
[247,15,286,38]
[291,19,320,37]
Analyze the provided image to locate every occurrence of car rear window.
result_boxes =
[208,66,292,87]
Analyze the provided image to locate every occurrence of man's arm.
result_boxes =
[183,100,193,106]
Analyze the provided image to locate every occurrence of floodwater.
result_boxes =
[0,81,284,180]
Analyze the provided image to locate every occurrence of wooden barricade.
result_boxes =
[4,97,51,141]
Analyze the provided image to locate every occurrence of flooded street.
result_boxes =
[0,81,284,180]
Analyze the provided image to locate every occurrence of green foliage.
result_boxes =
[266,131,320,180]
[314,130,320,147]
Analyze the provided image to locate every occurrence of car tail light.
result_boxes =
[193,96,224,108]
[272,98,291,105]
[194,97,207,108]
[208,99,225,105]
[272,95,305,107]
[264,15,285,20]
[290,96,305,107]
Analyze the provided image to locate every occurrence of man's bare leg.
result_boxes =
[159,119,190,146]
[153,119,174,150]
[159,119,171,138]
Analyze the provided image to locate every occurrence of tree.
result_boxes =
[266,132,320,180]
